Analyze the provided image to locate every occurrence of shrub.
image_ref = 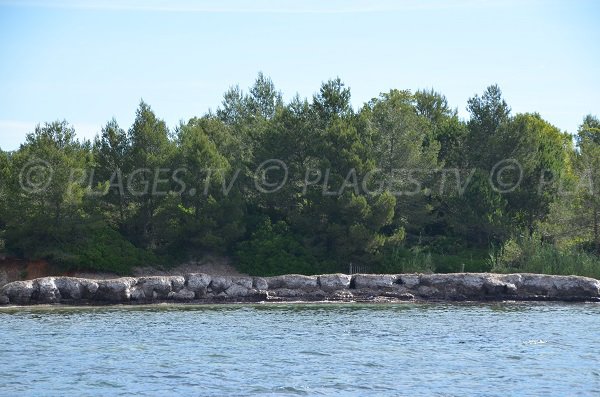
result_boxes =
[7,219,156,275]
[376,245,436,274]
[490,233,600,279]
[235,219,318,276]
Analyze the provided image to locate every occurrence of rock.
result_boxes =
[266,275,319,290]
[186,273,212,297]
[418,273,493,299]
[483,276,516,295]
[330,290,354,300]
[0,272,598,305]
[35,277,61,303]
[381,291,415,300]
[54,277,84,300]
[130,287,146,301]
[81,279,99,298]
[352,274,398,289]
[235,277,254,289]
[398,274,420,288]
[269,288,310,298]
[54,277,99,301]
[168,288,195,301]
[269,288,325,300]
[550,275,600,299]
[171,276,186,292]
[208,276,234,293]
[225,283,250,298]
[137,276,177,300]
[253,277,268,290]
[416,285,438,298]
[95,278,136,302]
[397,292,415,300]
[420,273,475,288]
[318,274,351,291]
[509,274,600,300]
[1,280,36,304]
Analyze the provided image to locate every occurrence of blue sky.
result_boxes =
[0,0,598,150]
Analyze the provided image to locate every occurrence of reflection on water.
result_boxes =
[1,302,599,396]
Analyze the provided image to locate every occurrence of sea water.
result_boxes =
[0,302,599,396]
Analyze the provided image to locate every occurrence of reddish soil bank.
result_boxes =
[0,255,245,286]
[0,257,56,286]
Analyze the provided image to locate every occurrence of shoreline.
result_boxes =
[2,300,596,311]
[1,272,600,306]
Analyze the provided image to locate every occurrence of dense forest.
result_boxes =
[0,73,599,277]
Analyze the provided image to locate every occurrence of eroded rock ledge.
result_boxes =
[1,273,599,305]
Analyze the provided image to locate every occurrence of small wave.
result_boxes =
[299,350,332,356]
[522,339,548,345]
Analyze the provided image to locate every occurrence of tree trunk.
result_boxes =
[594,203,599,253]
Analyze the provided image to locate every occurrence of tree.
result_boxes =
[166,117,243,255]
[4,121,90,258]
[313,77,353,123]
[217,85,247,125]
[497,113,571,232]
[126,101,174,248]
[0,149,9,249]
[247,72,282,120]
[1,80,596,277]
[415,88,452,126]
[286,83,396,268]
[466,84,511,168]
[415,88,466,165]
[363,89,439,244]
[575,115,600,252]
[442,85,514,246]
[93,118,130,227]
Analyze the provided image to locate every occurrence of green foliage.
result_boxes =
[376,238,489,274]
[490,233,600,279]
[313,77,353,122]
[376,246,436,274]
[235,219,319,276]
[49,223,156,274]
[1,76,598,279]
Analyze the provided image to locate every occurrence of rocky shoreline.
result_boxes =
[1,273,599,306]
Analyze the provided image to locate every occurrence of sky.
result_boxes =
[0,0,598,150]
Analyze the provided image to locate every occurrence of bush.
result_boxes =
[61,225,157,274]
[490,233,600,279]
[235,219,318,276]
[375,241,490,274]
[6,219,156,275]
[376,246,436,273]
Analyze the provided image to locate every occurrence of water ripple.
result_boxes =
[0,302,599,396]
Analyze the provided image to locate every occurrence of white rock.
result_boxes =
[398,274,420,288]
[318,274,351,291]
[1,280,36,304]
[137,276,173,299]
[267,275,318,289]
[253,277,268,290]
[168,289,195,301]
[96,278,136,302]
[210,276,233,292]
[225,284,250,297]
[186,273,212,296]
[36,277,61,303]
[353,274,397,289]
